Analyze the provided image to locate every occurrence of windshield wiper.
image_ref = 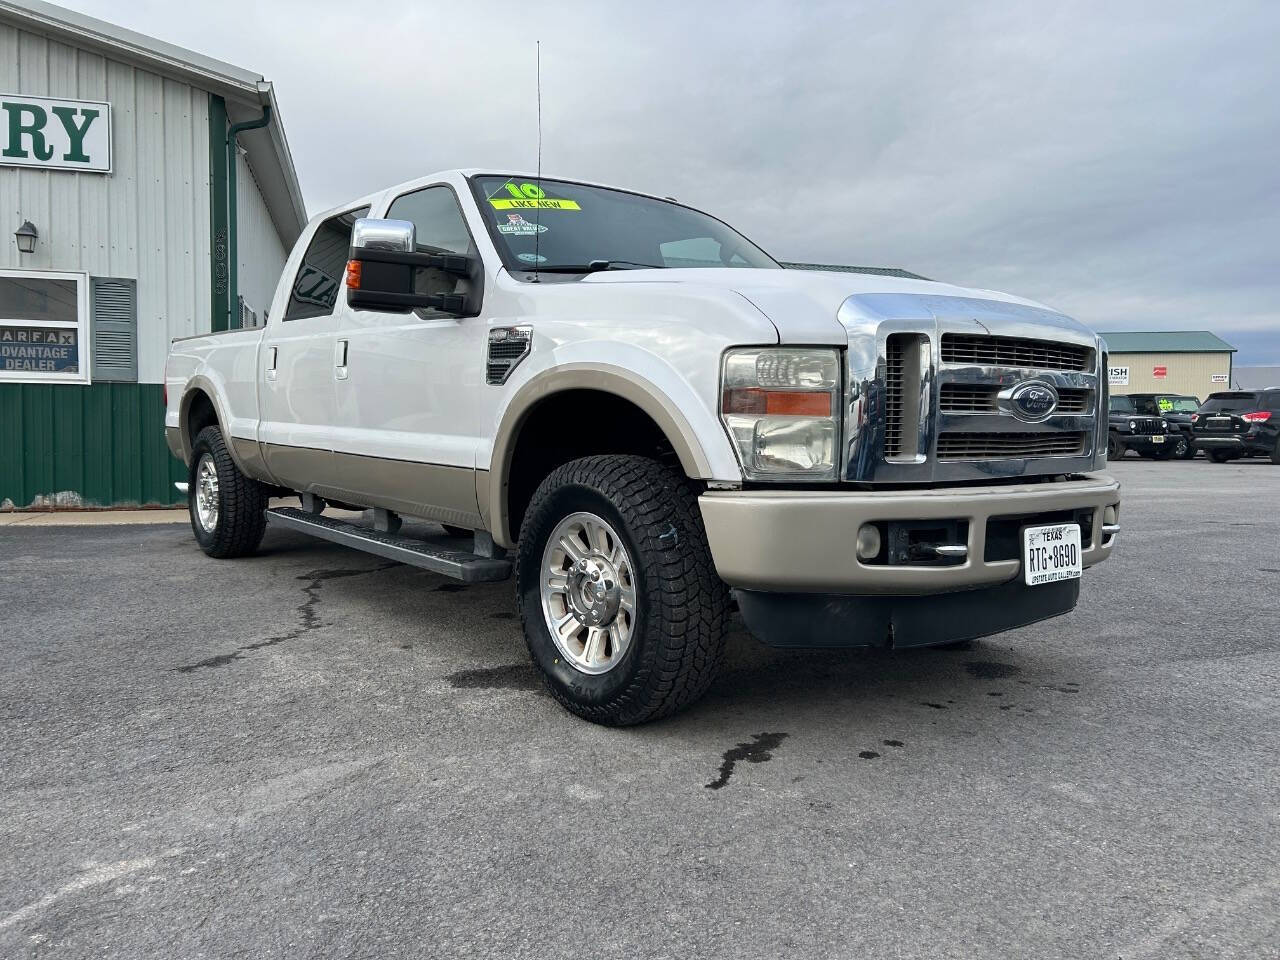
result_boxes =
[523,260,665,273]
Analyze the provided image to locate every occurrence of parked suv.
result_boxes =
[1192,389,1280,463]
[1124,393,1199,459]
[1107,395,1173,459]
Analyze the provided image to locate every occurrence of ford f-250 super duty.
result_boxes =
[165,170,1121,725]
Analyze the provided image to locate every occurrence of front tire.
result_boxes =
[1175,436,1196,459]
[188,424,268,558]
[1107,436,1125,460]
[516,455,730,725]
[1208,449,1234,464]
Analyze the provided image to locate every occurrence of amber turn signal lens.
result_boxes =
[344,259,362,289]
[722,388,833,417]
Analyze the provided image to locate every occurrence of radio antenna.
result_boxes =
[533,40,542,282]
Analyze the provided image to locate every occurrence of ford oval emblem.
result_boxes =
[1008,381,1060,422]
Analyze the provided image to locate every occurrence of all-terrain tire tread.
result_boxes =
[516,455,730,726]
[191,424,268,559]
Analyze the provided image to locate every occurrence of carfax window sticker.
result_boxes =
[496,213,549,235]
[489,182,581,211]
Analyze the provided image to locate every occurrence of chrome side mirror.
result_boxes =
[351,217,416,253]
[346,218,474,314]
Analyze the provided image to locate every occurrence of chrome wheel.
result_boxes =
[194,453,219,533]
[539,511,637,675]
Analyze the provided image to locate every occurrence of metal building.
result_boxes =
[1098,330,1237,401]
[0,0,305,508]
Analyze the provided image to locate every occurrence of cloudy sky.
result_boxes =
[67,0,1280,362]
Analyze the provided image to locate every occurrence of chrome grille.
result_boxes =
[939,383,997,413]
[941,334,1092,372]
[938,384,1093,414]
[937,432,1087,461]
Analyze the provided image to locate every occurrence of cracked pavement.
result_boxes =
[1,460,1278,958]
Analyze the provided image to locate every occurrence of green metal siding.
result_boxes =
[0,383,183,508]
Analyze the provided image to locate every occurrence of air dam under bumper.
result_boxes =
[699,473,1119,648]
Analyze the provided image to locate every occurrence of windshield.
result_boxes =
[1134,395,1200,414]
[1109,396,1136,414]
[1200,392,1258,413]
[470,175,779,274]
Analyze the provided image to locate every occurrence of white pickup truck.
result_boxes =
[165,169,1121,725]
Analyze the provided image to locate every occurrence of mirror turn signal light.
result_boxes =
[345,259,362,289]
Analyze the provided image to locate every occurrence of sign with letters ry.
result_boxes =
[1,94,111,173]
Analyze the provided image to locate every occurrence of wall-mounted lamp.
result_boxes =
[14,220,38,255]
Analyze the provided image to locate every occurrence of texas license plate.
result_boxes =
[1023,523,1082,586]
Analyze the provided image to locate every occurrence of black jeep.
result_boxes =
[1192,389,1280,463]
[1122,393,1200,459]
[1107,396,1174,459]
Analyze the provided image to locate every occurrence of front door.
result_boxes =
[331,185,486,527]
[259,206,367,494]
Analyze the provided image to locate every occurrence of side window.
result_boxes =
[385,186,479,316]
[284,207,369,321]
[1264,393,1280,412]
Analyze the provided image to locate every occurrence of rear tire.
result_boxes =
[1271,445,1280,465]
[1107,436,1125,460]
[516,455,731,725]
[1209,449,1233,464]
[188,424,268,558]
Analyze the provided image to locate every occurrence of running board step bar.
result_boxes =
[265,507,512,582]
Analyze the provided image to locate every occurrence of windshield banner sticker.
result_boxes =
[517,252,548,264]
[497,213,549,235]
[489,182,580,211]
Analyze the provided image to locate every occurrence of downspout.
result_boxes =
[225,103,272,329]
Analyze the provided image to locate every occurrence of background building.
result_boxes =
[1098,330,1236,400]
[0,0,305,508]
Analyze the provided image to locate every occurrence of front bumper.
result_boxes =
[1122,433,1172,453]
[699,473,1119,594]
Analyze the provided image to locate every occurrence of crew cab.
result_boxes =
[1107,395,1174,459]
[165,169,1121,725]
[1192,389,1280,463]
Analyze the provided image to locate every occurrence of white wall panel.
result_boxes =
[0,21,295,383]
[235,147,286,323]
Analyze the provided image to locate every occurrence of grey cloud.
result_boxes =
[70,0,1280,360]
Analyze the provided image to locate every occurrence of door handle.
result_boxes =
[335,338,349,381]
[266,345,278,381]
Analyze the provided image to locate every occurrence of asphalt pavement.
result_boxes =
[1,458,1277,959]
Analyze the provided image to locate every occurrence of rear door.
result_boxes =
[259,206,368,492]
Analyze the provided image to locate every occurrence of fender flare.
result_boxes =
[484,364,720,547]
[178,375,252,475]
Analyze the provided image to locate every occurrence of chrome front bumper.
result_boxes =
[700,473,1120,594]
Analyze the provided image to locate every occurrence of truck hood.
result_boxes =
[578,267,1088,345]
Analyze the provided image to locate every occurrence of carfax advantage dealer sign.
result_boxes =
[1,94,111,173]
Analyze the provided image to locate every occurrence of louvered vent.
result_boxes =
[883,333,928,460]
[90,277,137,382]
[884,335,907,456]
[486,326,532,385]
[941,334,1092,372]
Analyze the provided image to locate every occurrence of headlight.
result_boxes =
[1128,419,1137,431]
[720,347,841,480]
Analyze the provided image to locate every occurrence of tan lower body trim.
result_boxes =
[259,443,483,529]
